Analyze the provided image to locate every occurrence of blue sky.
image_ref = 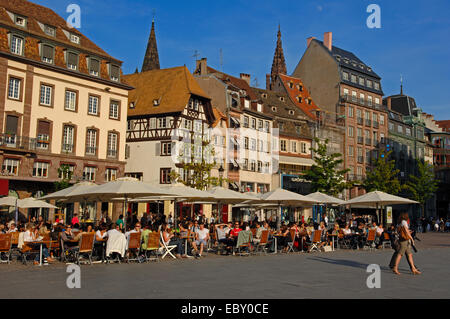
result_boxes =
[35,0,450,119]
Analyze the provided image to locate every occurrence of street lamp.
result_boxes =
[218,165,224,223]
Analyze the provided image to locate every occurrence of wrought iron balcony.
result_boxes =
[357,136,364,144]
[0,134,37,152]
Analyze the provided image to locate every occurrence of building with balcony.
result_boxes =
[0,0,131,222]
[291,32,388,199]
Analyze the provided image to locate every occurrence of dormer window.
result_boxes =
[288,82,294,89]
[15,15,26,27]
[129,102,135,109]
[297,84,303,91]
[153,99,160,107]
[110,65,120,82]
[272,106,277,112]
[89,58,100,76]
[41,44,54,64]
[374,82,380,90]
[279,97,285,102]
[67,52,78,70]
[44,25,56,37]
[70,34,80,44]
[297,96,302,103]
[11,35,24,55]
[289,110,295,116]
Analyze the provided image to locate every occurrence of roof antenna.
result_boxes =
[400,74,403,95]
[253,77,259,88]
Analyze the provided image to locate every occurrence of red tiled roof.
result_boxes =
[207,66,259,101]
[436,120,450,132]
[278,74,320,120]
[0,0,117,61]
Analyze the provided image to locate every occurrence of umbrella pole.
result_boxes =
[277,202,281,231]
[123,197,128,232]
[174,198,178,229]
[15,199,18,225]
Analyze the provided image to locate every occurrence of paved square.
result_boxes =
[1,233,449,299]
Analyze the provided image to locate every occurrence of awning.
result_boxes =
[278,155,315,166]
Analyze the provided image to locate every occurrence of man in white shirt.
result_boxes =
[192,223,209,257]
[125,223,141,240]
[7,223,17,233]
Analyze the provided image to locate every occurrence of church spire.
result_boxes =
[141,19,160,72]
[270,25,287,86]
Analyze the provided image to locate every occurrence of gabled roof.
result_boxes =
[278,74,320,120]
[0,0,117,61]
[124,66,211,118]
[206,66,259,101]
[212,107,228,128]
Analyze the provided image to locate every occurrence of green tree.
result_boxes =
[169,139,228,190]
[404,160,439,217]
[303,138,353,196]
[54,164,73,191]
[363,149,402,195]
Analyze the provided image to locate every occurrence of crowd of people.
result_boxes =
[0,210,449,265]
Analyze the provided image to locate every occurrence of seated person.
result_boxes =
[161,223,185,258]
[191,223,209,257]
[229,222,243,246]
[125,222,142,240]
[215,224,233,254]
[23,223,54,265]
[354,223,366,248]
[253,223,266,244]
[61,224,80,251]
[274,225,290,252]
[7,223,18,233]
[94,224,108,259]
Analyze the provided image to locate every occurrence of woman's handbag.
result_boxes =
[397,225,409,241]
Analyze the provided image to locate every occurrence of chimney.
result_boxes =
[266,74,271,90]
[386,97,392,110]
[324,32,332,51]
[240,73,251,85]
[307,36,316,47]
[196,58,207,75]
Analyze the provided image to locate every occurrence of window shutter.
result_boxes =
[155,142,160,156]
[68,52,78,65]
[43,45,53,59]
[110,65,120,78]
[5,116,18,134]
[90,59,99,72]
[38,121,50,135]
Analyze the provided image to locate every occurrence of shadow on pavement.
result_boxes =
[307,256,391,271]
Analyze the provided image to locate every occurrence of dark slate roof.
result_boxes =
[312,39,383,95]
[385,94,419,117]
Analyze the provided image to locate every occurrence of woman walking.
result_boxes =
[392,212,421,275]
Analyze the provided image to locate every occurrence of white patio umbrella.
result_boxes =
[260,188,319,230]
[0,196,20,224]
[305,192,345,205]
[62,177,175,230]
[41,182,97,201]
[344,191,419,224]
[206,187,257,223]
[0,196,58,224]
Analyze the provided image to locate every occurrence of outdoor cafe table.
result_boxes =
[28,240,56,266]
[271,233,286,254]
[327,233,338,251]
[179,232,195,258]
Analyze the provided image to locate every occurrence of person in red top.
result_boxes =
[229,222,242,238]
[71,213,80,226]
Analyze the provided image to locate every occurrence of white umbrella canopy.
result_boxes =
[206,186,256,204]
[0,196,19,207]
[161,184,218,201]
[305,192,345,205]
[18,197,58,209]
[260,188,319,205]
[344,191,418,207]
[40,182,98,201]
[66,177,174,201]
[260,188,319,230]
